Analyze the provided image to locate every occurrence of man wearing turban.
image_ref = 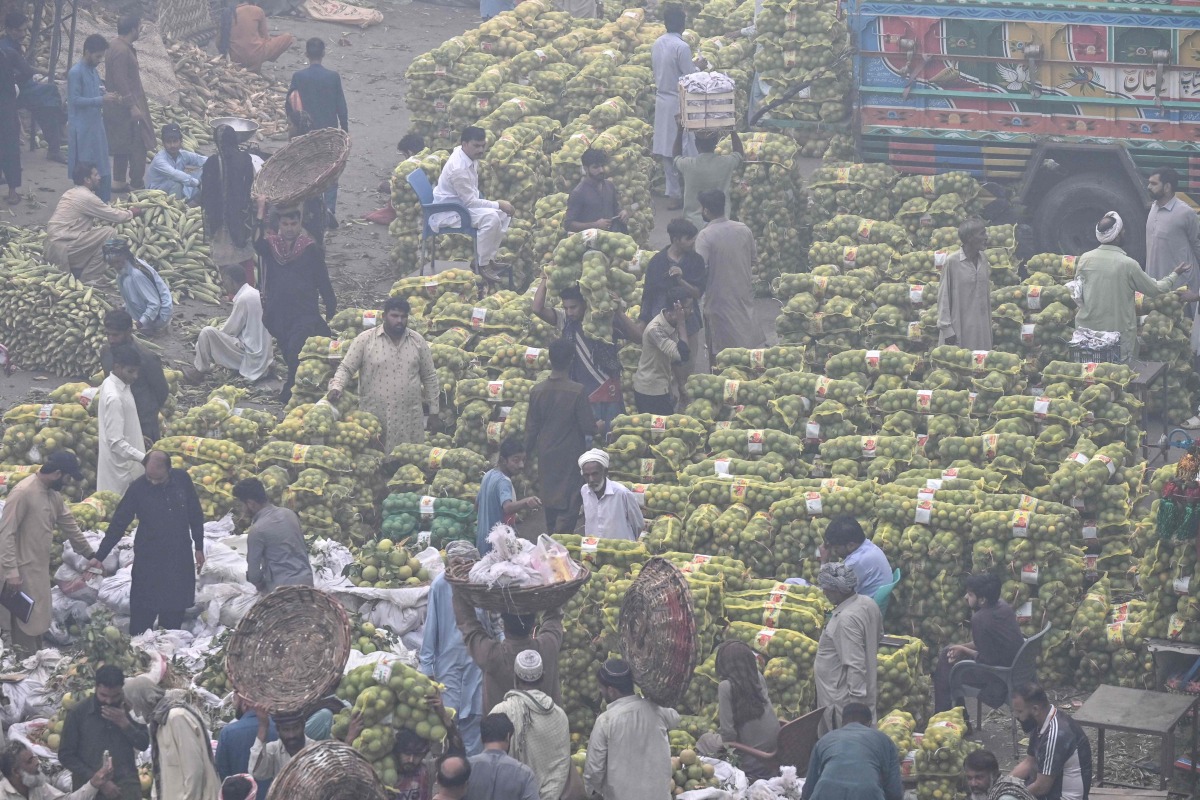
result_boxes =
[578,449,644,541]
[814,562,883,734]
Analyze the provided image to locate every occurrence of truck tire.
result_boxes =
[1033,173,1146,262]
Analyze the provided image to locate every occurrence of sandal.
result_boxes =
[1180,415,1200,430]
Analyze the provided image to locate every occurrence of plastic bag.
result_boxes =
[198,540,248,587]
[97,568,133,616]
[1,649,63,727]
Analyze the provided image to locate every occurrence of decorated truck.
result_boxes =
[849,0,1200,258]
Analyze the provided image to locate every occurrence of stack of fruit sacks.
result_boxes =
[879,709,917,775]
[915,708,974,800]
[254,440,355,537]
[1069,577,1153,690]
[725,622,818,705]
[344,539,431,589]
[453,377,531,455]
[877,636,929,721]
[1132,290,1200,420]
[404,31,499,146]
[169,386,277,453]
[150,435,249,519]
[333,660,448,787]
[381,493,476,549]
[808,163,899,221]
[558,565,609,738]
[752,0,851,124]
[111,190,223,304]
[1,402,98,491]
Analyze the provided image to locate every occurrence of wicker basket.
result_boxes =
[264,740,387,800]
[445,559,590,615]
[618,558,698,707]
[252,128,351,207]
[225,586,352,716]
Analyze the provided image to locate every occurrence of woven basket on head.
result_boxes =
[252,128,351,207]
[225,585,351,716]
[618,558,698,707]
[264,740,387,800]
[445,559,590,615]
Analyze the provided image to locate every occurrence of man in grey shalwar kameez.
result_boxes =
[936,218,993,351]
[651,5,701,208]
[696,189,763,356]
[814,563,882,735]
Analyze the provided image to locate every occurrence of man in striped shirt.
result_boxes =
[1010,684,1091,800]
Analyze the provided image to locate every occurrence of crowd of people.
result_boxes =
[4,0,1198,798]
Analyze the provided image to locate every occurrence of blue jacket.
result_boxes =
[146,148,207,200]
[117,258,173,330]
[216,710,277,800]
[419,574,485,723]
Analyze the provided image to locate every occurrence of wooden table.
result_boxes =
[1072,685,1197,792]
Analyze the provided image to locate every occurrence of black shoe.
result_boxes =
[327,212,339,230]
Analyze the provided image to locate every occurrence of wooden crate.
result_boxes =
[679,85,737,130]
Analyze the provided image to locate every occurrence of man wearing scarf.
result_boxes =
[814,563,882,734]
[123,676,221,800]
[1074,210,1188,363]
[255,197,336,403]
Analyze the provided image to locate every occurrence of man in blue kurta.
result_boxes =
[68,35,115,201]
[419,540,491,756]
[651,5,701,209]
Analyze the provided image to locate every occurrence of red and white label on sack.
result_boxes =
[749,349,766,370]
[857,220,875,243]
[486,422,505,445]
[1083,362,1097,383]
[362,310,378,328]
[1020,564,1039,585]
[805,421,821,442]
[861,436,877,458]
[917,488,937,503]
[630,485,647,507]
[943,468,959,480]
[524,347,541,364]
[915,389,933,412]
[36,404,53,426]
[971,350,990,369]
[428,448,447,470]
[918,434,930,452]
[933,250,949,270]
[1106,622,1125,648]
[747,430,765,454]
[78,387,100,409]
[1033,398,1050,419]
[1175,576,1191,595]
[471,307,488,329]
[1018,495,1038,512]
[914,499,933,525]
[1021,324,1036,344]
[1170,613,1186,639]
[639,459,656,481]
[486,381,504,401]
[865,350,881,369]
[650,415,667,436]
[580,536,600,562]
[1085,554,1098,571]
[805,491,823,516]
[755,627,777,650]
[926,478,944,491]
[811,275,828,300]
[1011,510,1031,538]
[724,380,740,405]
[1093,453,1116,476]
[1068,452,1089,466]
[821,478,840,490]
[842,247,859,267]
[419,496,436,516]
[1026,286,1042,310]
[909,285,925,305]
[291,443,309,463]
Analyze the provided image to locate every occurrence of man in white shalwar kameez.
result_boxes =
[652,5,702,208]
[188,265,273,382]
[428,126,515,283]
[96,345,146,495]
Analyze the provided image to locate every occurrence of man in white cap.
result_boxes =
[814,562,883,734]
[584,658,678,800]
[489,651,572,800]
[420,540,490,755]
[578,449,644,541]
[1074,210,1189,363]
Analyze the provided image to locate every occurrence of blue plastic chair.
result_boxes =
[872,567,902,615]
[406,168,478,276]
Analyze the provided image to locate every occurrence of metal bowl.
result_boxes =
[209,117,260,143]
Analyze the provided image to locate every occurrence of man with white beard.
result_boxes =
[0,740,113,799]
[965,750,1037,800]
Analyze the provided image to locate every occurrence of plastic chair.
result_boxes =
[872,567,902,615]
[726,706,826,778]
[405,168,478,277]
[949,621,1052,759]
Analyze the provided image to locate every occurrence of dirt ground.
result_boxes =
[0,0,784,410]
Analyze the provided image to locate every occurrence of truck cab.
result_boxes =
[849,0,1200,260]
